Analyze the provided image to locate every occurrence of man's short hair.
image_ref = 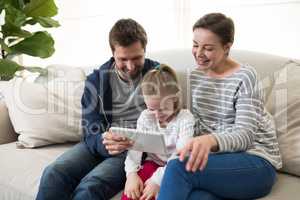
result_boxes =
[109,18,147,52]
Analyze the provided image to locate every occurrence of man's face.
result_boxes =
[113,41,145,81]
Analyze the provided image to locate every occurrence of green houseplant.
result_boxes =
[0,0,60,80]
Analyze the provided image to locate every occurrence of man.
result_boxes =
[36,18,158,200]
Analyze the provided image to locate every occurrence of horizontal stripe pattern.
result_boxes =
[190,65,282,169]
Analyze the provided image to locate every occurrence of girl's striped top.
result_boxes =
[190,65,282,169]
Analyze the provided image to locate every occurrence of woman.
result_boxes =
[157,13,282,200]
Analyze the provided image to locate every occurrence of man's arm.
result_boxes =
[81,71,110,157]
[102,131,133,155]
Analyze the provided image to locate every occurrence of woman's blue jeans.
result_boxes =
[157,152,276,200]
[36,142,126,200]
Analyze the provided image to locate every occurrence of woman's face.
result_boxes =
[192,28,230,71]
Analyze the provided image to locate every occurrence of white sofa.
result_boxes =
[0,49,300,200]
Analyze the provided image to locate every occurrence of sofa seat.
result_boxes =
[0,142,73,200]
[258,173,300,200]
[0,142,299,200]
[0,142,124,200]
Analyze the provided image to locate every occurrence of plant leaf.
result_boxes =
[5,4,27,27]
[10,31,55,58]
[24,17,60,27]
[1,23,32,38]
[24,18,38,25]
[4,0,24,10]
[8,38,19,44]
[34,16,60,28]
[0,38,12,54]
[0,1,4,13]
[0,58,23,79]
[24,0,58,17]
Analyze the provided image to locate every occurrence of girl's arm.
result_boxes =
[125,150,143,175]
[149,110,195,185]
[176,110,196,150]
[125,110,150,175]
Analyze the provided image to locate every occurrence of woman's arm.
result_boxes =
[179,67,264,171]
[211,67,262,152]
[178,134,218,172]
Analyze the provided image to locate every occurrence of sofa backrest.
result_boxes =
[148,49,295,110]
[0,99,18,144]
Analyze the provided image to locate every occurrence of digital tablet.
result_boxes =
[109,127,168,155]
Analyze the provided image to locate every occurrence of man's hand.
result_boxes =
[102,131,133,155]
[178,134,218,172]
[140,179,160,200]
[124,173,144,199]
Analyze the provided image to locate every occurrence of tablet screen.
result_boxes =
[109,127,168,155]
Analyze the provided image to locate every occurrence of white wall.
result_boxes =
[189,0,300,59]
[22,0,300,67]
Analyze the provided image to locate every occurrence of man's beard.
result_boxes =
[117,66,143,81]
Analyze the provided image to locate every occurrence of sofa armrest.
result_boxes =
[0,100,18,144]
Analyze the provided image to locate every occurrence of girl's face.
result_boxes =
[192,28,231,72]
[145,96,177,124]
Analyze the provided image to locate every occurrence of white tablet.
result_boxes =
[109,127,168,155]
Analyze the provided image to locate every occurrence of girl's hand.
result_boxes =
[140,179,160,200]
[178,134,218,172]
[124,173,144,199]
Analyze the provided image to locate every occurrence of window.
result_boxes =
[23,0,300,67]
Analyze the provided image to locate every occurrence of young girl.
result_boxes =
[121,64,195,200]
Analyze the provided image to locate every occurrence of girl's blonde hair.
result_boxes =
[141,64,182,112]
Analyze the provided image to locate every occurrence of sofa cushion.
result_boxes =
[257,173,300,200]
[2,142,297,200]
[148,49,195,108]
[229,50,292,110]
[1,66,85,148]
[0,142,74,200]
[267,60,300,176]
[0,99,18,144]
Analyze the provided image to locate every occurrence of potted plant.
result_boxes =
[0,0,60,80]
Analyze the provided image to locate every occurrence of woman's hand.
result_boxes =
[178,134,218,172]
[140,179,160,200]
[124,173,144,199]
[102,131,133,155]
